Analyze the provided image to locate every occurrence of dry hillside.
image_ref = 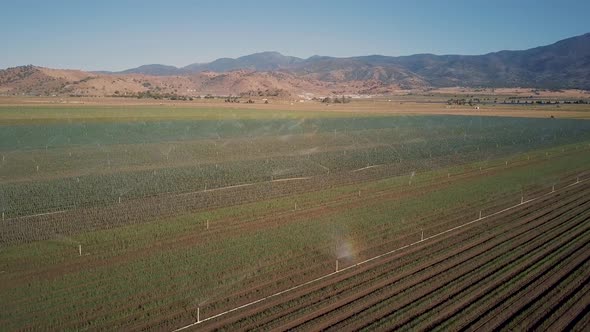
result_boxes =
[0,65,415,98]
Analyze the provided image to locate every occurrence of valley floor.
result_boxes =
[1,103,589,330]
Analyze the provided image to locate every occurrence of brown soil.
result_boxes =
[1,95,589,120]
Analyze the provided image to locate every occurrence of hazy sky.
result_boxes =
[1,0,589,71]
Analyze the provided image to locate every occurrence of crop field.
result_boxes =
[191,179,590,331]
[1,105,590,330]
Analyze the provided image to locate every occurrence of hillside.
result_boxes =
[112,33,590,90]
[1,33,589,97]
[0,66,417,98]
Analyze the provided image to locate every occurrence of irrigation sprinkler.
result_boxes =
[36,165,39,172]
[552,184,555,193]
[197,307,200,323]
[421,230,424,242]
[294,202,297,211]
[78,244,82,256]
[576,176,580,184]
[479,210,482,220]
[2,212,4,221]
[358,190,361,197]
[118,196,121,204]
[336,259,339,272]
[521,196,524,204]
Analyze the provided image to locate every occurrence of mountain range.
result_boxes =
[1,33,589,97]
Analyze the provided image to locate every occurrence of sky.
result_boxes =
[1,0,589,71]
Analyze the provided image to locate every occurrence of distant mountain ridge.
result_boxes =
[110,52,305,76]
[103,33,590,90]
[1,33,589,97]
[119,64,183,76]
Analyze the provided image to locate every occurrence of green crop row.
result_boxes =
[1,145,589,330]
[3,115,590,217]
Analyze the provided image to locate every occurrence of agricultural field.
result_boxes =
[1,104,590,331]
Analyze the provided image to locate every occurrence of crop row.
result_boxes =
[3,145,588,246]
[366,208,589,331]
[223,195,590,329]
[187,182,584,332]
[3,115,590,217]
[3,115,589,150]
[3,168,544,329]
[97,186,582,331]
[3,166,582,331]
[1,153,589,329]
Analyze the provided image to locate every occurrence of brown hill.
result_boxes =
[111,33,590,90]
[5,33,587,97]
[0,66,413,98]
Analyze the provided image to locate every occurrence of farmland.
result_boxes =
[1,102,590,331]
